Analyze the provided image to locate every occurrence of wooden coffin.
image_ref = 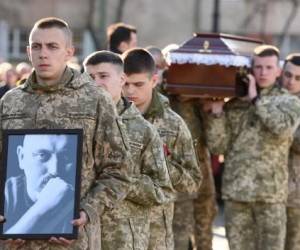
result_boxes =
[165,33,263,98]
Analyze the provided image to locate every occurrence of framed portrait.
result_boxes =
[0,129,83,239]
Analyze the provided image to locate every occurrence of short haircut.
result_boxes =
[107,23,137,53]
[83,50,123,71]
[253,45,280,58]
[29,17,73,45]
[122,48,156,76]
[146,46,168,70]
[251,45,280,66]
[284,53,300,67]
[146,46,163,58]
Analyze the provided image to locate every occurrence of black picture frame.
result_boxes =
[0,129,83,240]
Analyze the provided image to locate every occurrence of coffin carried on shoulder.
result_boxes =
[165,33,263,98]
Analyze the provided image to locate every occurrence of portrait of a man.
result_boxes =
[2,132,79,236]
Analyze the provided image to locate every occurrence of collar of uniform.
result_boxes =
[21,66,74,93]
[143,89,165,120]
[259,82,280,97]
[117,97,142,119]
[117,97,128,115]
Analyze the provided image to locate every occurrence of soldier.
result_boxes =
[145,46,168,88]
[281,53,300,250]
[122,48,202,250]
[0,17,132,250]
[148,45,218,250]
[0,64,18,98]
[16,62,32,81]
[107,23,137,54]
[169,98,218,250]
[83,50,174,250]
[204,45,300,250]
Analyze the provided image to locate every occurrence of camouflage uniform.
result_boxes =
[286,94,300,250]
[144,90,202,250]
[101,97,174,250]
[0,67,132,250]
[205,84,300,250]
[169,97,217,250]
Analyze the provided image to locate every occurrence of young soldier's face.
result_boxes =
[27,27,74,85]
[123,72,157,113]
[282,61,300,94]
[85,63,125,102]
[252,55,281,88]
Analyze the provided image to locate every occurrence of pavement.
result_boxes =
[212,204,229,250]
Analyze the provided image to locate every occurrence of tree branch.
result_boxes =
[278,0,299,47]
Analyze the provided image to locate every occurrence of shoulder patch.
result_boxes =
[157,128,177,137]
[129,140,144,150]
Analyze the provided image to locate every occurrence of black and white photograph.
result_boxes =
[0,129,83,239]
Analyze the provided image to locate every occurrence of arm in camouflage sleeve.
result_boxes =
[291,126,300,153]
[167,120,202,194]
[255,95,300,137]
[81,94,133,221]
[126,130,175,206]
[204,113,229,155]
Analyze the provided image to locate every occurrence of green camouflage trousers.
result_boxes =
[193,146,217,250]
[173,199,195,250]
[194,194,217,250]
[173,196,217,250]
[225,200,286,250]
[285,207,300,250]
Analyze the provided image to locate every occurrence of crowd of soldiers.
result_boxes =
[0,16,300,250]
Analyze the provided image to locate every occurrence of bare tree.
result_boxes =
[193,0,201,32]
[86,0,107,50]
[212,0,221,32]
[239,3,263,30]
[115,0,127,22]
[278,0,299,48]
[259,0,269,39]
[240,0,299,45]
[86,0,128,50]
[238,0,269,42]
[86,0,99,49]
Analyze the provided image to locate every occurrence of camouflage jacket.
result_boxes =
[169,97,215,198]
[287,94,300,207]
[101,97,174,221]
[144,91,202,197]
[205,84,300,203]
[0,67,132,250]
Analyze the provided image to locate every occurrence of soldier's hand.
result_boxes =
[48,211,88,247]
[3,238,26,248]
[211,101,225,115]
[247,74,258,100]
[35,177,74,215]
[202,100,225,115]
[49,237,74,247]
[0,216,25,249]
[0,215,5,223]
[72,210,88,229]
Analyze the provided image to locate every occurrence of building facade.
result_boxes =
[0,0,299,62]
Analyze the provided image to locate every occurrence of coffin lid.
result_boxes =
[166,33,263,67]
